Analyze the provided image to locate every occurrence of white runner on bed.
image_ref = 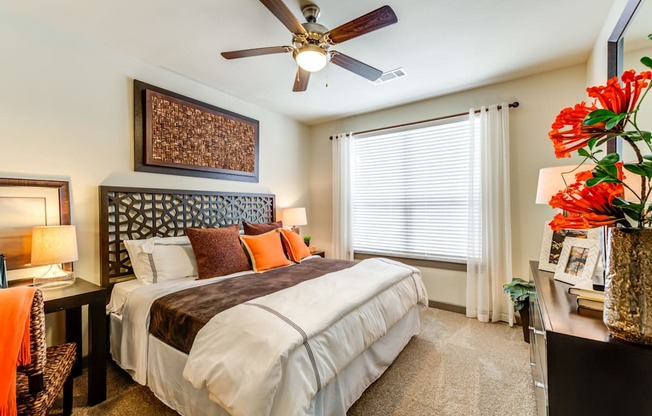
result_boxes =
[183,258,428,416]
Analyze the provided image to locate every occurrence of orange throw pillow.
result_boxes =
[279,228,312,263]
[240,230,292,272]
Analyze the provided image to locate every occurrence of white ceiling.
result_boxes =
[2,0,616,125]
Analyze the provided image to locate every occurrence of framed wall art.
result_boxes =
[0,178,71,281]
[538,222,599,272]
[134,80,259,182]
[554,237,600,285]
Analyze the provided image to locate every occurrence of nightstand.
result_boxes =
[312,250,325,258]
[11,278,107,405]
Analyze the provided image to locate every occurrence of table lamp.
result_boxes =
[31,225,78,288]
[282,207,307,234]
[535,165,594,205]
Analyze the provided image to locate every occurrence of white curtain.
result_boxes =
[332,133,355,260]
[466,105,514,324]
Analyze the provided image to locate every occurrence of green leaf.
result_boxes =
[642,56,652,70]
[585,177,600,187]
[605,113,627,130]
[583,109,617,126]
[644,155,652,162]
[598,153,620,166]
[638,131,652,146]
[623,207,642,221]
[588,138,598,150]
[624,163,652,179]
[577,148,591,158]
[613,198,643,221]
[612,198,631,207]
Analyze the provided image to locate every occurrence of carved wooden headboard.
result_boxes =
[99,186,275,288]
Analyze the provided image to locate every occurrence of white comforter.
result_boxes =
[183,258,428,416]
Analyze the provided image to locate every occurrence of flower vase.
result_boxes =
[603,227,652,345]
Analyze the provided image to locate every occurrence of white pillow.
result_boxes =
[123,236,198,283]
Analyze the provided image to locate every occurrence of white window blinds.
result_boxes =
[351,115,476,263]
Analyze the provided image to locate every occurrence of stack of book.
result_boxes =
[568,279,605,311]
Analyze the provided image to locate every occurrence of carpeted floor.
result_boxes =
[51,308,536,416]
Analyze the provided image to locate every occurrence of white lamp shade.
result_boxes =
[282,207,307,226]
[536,164,638,204]
[31,225,79,266]
[535,165,595,204]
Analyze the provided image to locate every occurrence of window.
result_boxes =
[351,115,478,263]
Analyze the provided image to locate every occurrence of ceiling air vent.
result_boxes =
[373,67,408,85]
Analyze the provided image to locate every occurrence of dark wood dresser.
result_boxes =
[529,261,652,416]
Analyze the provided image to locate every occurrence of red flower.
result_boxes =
[549,70,652,159]
[548,102,601,158]
[587,70,652,115]
[574,169,594,182]
[548,169,626,230]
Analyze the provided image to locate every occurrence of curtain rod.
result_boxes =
[329,101,519,140]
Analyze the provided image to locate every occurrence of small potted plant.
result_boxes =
[503,278,534,343]
[303,235,311,247]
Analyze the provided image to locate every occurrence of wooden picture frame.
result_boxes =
[0,178,71,281]
[538,222,599,272]
[134,80,259,182]
[554,237,600,285]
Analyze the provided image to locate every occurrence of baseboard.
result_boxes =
[428,300,466,315]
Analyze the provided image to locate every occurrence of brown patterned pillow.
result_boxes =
[185,225,251,280]
[242,221,283,236]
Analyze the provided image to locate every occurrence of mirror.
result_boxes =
[607,0,650,156]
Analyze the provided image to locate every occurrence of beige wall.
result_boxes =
[309,65,589,307]
[0,6,311,286]
[587,0,628,86]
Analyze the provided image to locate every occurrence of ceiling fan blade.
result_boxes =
[260,0,307,35]
[326,5,397,45]
[221,46,292,59]
[293,67,310,92]
[330,52,383,81]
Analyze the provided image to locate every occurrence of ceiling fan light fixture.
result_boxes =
[295,45,328,72]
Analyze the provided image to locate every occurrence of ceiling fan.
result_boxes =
[221,0,398,92]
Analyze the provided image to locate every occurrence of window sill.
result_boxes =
[353,252,467,272]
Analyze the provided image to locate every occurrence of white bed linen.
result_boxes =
[110,305,420,416]
[109,257,427,415]
[106,278,142,315]
[113,270,254,384]
[184,258,428,416]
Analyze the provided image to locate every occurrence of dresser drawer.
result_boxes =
[529,287,548,415]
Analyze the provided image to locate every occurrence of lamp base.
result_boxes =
[291,226,301,235]
[33,265,75,289]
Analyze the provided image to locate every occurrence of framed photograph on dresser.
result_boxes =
[538,222,599,272]
[554,237,600,285]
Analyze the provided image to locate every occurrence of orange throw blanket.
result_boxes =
[0,287,36,416]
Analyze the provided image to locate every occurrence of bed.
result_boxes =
[100,185,428,416]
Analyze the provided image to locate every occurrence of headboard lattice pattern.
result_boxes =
[100,186,275,287]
